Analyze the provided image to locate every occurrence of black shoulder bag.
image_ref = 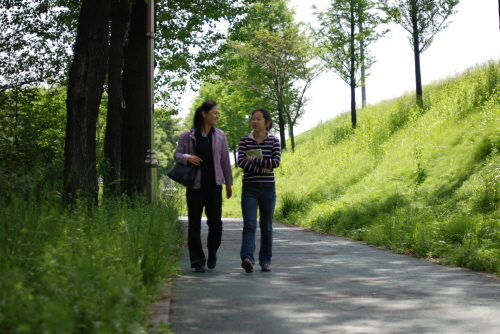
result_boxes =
[167,139,198,187]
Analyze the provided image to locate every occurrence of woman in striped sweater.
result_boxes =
[237,108,281,273]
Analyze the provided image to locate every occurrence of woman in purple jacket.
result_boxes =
[173,100,233,273]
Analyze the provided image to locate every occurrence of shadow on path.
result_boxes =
[166,218,500,334]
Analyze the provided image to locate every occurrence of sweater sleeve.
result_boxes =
[220,133,233,186]
[247,136,280,170]
[237,137,265,174]
[173,131,192,165]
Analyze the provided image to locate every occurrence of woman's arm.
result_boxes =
[245,137,281,170]
[237,137,265,174]
[174,130,202,165]
[220,133,233,186]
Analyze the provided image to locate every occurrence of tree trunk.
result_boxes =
[411,0,423,107]
[350,6,357,128]
[121,0,148,195]
[103,0,130,196]
[360,17,366,108]
[277,103,286,151]
[64,0,112,204]
[287,114,295,151]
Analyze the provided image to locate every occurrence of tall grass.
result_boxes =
[224,60,500,275]
[0,188,183,333]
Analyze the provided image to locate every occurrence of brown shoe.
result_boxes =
[261,263,271,272]
[241,257,253,273]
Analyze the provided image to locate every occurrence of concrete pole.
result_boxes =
[145,0,158,202]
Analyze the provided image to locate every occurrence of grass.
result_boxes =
[224,60,500,275]
[0,189,183,334]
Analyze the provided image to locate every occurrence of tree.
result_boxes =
[243,28,321,150]
[119,0,149,196]
[64,0,112,204]
[0,0,77,92]
[0,86,66,174]
[10,0,271,202]
[226,0,321,150]
[379,0,459,106]
[103,0,130,196]
[104,0,270,197]
[313,0,387,128]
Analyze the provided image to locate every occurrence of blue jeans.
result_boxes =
[240,182,276,266]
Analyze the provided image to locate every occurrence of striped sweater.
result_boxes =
[237,131,281,183]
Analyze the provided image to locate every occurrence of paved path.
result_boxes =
[168,218,500,334]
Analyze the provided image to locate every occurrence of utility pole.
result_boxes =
[145,0,158,201]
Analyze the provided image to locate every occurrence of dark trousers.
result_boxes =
[186,184,223,268]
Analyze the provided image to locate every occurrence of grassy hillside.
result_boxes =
[224,60,500,275]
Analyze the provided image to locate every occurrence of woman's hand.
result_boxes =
[226,186,232,199]
[245,155,254,162]
[188,155,203,166]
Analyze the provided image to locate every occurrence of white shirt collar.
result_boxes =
[248,131,269,141]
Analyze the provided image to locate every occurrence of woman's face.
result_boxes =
[202,105,219,127]
[251,111,269,132]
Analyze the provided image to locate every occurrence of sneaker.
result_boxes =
[261,263,271,272]
[207,254,217,269]
[194,266,206,273]
[241,257,253,273]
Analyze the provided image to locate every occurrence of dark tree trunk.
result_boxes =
[350,83,356,128]
[103,0,130,196]
[277,104,286,151]
[64,0,112,204]
[411,0,423,107]
[121,0,148,195]
[350,6,357,128]
[287,113,295,151]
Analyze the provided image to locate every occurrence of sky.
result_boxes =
[181,0,500,136]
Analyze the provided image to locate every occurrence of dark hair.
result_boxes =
[193,100,217,131]
[252,108,273,131]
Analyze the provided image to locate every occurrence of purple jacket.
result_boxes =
[174,128,233,189]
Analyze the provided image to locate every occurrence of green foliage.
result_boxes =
[379,0,459,53]
[0,191,183,333]
[154,0,275,108]
[313,0,388,87]
[223,0,321,149]
[224,60,500,275]
[0,0,77,91]
[154,111,183,179]
[0,87,66,188]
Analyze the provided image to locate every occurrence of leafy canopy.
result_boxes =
[0,0,77,92]
[379,0,459,53]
